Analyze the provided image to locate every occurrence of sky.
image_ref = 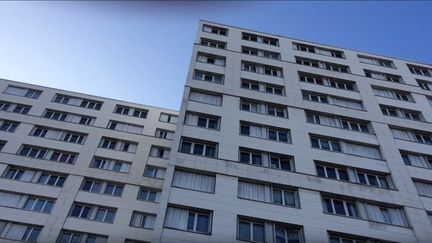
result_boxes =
[0,1,431,111]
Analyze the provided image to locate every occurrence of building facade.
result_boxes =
[1,20,432,243]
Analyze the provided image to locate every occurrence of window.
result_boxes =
[341,140,381,159]
[417,79,432,90]
[240,99,288,118]
[200,38,226,49]
[238,218,265,242]
[70,203,116,223]
[137,188,159,202]
[242,32,278,46]
[323,197,358,217]
[30,126,86,144]
[19,145,47,159]
[240,122,291,143]
[53,94,102,110]
[356,171,389,189]
[413,180,432,197]
[311,137,341,152]
[185,112,220,130]
[90,157,131,173]
[299,72,356,91]
[243,81,286,95]
[293,42,344,58]
[50,150,77,164]
[0,120,19,132]
[114,105,148,119]
[238,181,299,207]
[107,120,143,134]
[241,61,283,77]
[193,70,224,84]
[391,127,432,144]
[180,137,217,158]
[358,55,394,68]
[130,211,156,229]
[149,146,170,159]
[202,24,227,36]
[172,170,216,193]
[12,104,31,114]
[159,113,178,124]
[0,101,10,111]
[37,172,66,187]
[296,57,350,73]
[242,46,281,60]
[0,141,5,151]
[408,64,431,77]
[380,105,423,121]
[322,195,409,226]
[57,231,108,243]
[164,206,212,234]
[372,86,414,102]
[23,197,55,213]
[239,147,294,171]
[316,164,349,181]
[43,109,95,125]
[329,232,391,243]
[189,90,222,106]
[364,69,402,83]
[99,137,137,153]
[0,220,41,242]
[0,101,31,114]
[155,129,175,140]
[144,166,165,179]
[4,85,42,99]
[302,91,364,110]
[196,52,225,66]
[81,179,124,197]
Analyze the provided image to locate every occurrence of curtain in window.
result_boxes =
[120,163,130,173]
[0,192,22,207]
[215,58,225,66]
[164,207,189,230]
[334,98,363,110]
[373,88,394,98]
[319,115,338,127]
[391,128,415,141]
[359,57,376,65]
[408,154,429,168]
[189,91,222,106]
[160,114,169,122]
[45,130,62,140]
[126,124,143,134]
[202,26,211,32]
[238,181,267,202]
[341,142,382,159]
[185,113,198,126]
[131,212,154,229]
[150,147,160,157]
[172,171,215,193]
[69,98,82,106]
[364,203,384,222]
[249,125,264,138]
[5,87,27,96]
[316,49,332,56]
[388,208,409,226]
[21,170,36,182]
[166,132,175,140]
[65,114,80,123]
[370,72,385,79]
[196,55,207,63]
[414,181,432,197]
[4,223,27,240]
[127,143,137,153]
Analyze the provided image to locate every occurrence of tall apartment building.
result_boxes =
[1,20,432,243]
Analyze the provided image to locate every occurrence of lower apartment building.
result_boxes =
[1,20,432,243]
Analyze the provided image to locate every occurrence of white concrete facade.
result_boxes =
[1,20,432,243]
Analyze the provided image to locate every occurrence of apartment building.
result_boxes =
[0,79,178,242]
[153,21,432,243]
[1,20,432,243]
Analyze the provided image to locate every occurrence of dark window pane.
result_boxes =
[316,166,325,177]
[333,200,346,215]
[187,213,195,231]
[326,167,337,179]
[238,221,250,240]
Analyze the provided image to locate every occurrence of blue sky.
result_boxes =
[0,1,431,110]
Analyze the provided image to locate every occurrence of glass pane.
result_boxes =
[284,191,296,206]
[320,140,330,150]
[180,142,192,153]
[24,198,36,210]
[196,214,209,233]
[325,199,333,213]
[187,213,195,231]
[367,175,379,186]
[273,189,283,204]
[193,144,204,155]
[275,227,286,243]
[333,200,346,215]
[205,146,216,157]
[338,169,349,181]
[238,221,250,240]
[326,167,337,179]
[252,223,265,242]
[316,166,325,177]
[197,118,207,127]
[34,200,45,212]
